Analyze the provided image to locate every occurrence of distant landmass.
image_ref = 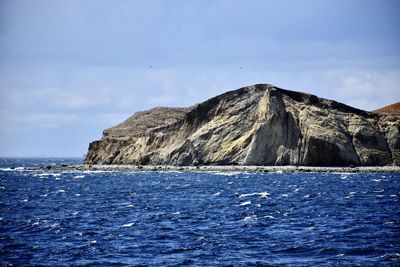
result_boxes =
[85,84,399,166]
[373,102,400,115]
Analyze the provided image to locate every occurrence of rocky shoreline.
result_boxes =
[36,164,400,173]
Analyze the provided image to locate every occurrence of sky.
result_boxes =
[0,0,399,157]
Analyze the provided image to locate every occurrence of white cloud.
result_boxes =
[1,63,399,157]
[326,69,400,110]
[0,110,130,130]
[3,86,113,110]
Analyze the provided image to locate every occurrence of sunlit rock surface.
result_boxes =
[85,84,399,166]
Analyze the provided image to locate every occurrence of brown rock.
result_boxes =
[84,84,399,166]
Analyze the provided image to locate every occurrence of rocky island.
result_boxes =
[84,84,399,167]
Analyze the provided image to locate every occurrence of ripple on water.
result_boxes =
[0,164,399,266]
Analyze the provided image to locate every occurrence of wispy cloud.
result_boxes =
[1,112,131,129]
[0,0,399,156]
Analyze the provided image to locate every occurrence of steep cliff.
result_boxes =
[85,84,400,166]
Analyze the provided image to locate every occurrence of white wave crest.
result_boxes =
[0,167,25,171]
[243,215,257,221]
[240,201,252,206]
[239,192,270,198]
[213,172,243,176]
[122,222,135,228]
[34,173,61,177]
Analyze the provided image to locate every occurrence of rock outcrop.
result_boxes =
[85,84,400,166]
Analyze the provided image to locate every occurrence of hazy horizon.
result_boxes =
[1,0,399,157]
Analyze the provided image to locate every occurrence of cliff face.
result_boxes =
[85,84,400,166]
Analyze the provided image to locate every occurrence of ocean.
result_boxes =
[0,158,399,266]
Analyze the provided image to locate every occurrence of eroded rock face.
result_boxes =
[85,84,400,166]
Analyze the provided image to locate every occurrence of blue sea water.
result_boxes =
[0,158,399,266]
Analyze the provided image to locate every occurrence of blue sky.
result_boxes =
[0,0,399,157]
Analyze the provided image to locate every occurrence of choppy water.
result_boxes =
[0,158,399,266]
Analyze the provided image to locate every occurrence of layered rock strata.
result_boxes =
[85,84,400,166]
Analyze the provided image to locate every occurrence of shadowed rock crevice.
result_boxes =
[85,84,399,166]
